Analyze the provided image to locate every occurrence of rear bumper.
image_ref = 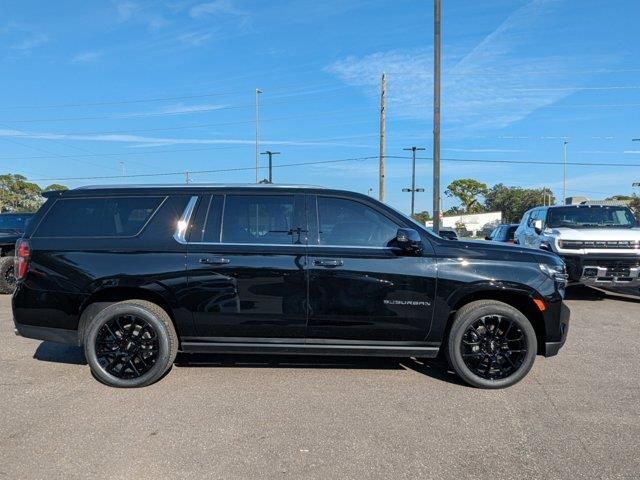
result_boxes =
[13,321,79,345]
[543,302,570,357]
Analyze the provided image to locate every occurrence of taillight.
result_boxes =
[15,238,30,281]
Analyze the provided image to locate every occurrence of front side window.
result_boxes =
[35,196,164,237]
[317,196,398,247]
[221,195,295,244]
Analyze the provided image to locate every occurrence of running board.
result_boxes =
[180,341,440,358]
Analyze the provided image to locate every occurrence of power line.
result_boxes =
[30,156,380,182]
[26,154,640,183]
[0,81,349,110]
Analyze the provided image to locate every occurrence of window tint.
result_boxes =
[317,196,398,247]
[189,195,224,243]
[221,195,295,244]
[36,196,164,237]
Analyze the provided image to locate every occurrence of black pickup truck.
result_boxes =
[0,213,35,293]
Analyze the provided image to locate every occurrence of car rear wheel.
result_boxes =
[84,300,178,388]
[0,256,16,294]
[446,300,537,389]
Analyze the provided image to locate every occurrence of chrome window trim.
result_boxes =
[173,196,199,244]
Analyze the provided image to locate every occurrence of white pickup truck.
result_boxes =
[514,204,640,287]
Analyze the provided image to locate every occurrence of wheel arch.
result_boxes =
[77,286,177,346]
[444,285,546,355]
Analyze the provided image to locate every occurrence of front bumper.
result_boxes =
[561,255,640,286]
[543,302,570,357]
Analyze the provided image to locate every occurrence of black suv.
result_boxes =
[12,185,569,389]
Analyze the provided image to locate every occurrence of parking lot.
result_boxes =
[0,287,638,480]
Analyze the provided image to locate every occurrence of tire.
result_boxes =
[84,300,178,388]
[445,300,537,389]
[0,256,16,294]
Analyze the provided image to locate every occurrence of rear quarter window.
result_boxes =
[34,196,165,238]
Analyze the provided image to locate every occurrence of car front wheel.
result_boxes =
[84,300,178,388]
[446,300,537,389]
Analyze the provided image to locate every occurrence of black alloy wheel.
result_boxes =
[95,314,160,379]
[460,314,527,381]
[84,300,178,388]
[446,300,537,389]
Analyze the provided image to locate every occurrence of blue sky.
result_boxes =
[0,0,639,214]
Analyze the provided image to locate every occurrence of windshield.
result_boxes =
[0,214,33,231]
[546,206,636,229]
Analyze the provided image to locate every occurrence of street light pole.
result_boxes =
[563,141,568,204]
[403,146,426,216]
[260,150,280,183]
[255,88,263,183]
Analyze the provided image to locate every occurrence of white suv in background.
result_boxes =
[514,204,640,287]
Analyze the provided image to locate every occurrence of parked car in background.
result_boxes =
[486,224,519,243]
[514,204,640,287]
[13,184,569,389]
[0,213,35,293]
[437,227,458,240]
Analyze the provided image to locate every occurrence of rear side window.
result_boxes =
[221,195,295,244]
[35,196,164,237]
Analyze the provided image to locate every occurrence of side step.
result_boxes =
[181,341,440,358]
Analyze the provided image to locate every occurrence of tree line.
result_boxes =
[0,174,68,213]
[443,178,640,223]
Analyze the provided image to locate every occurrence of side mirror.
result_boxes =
[395,228,423,255]
[533,219,543,234]
[484,235,492,241]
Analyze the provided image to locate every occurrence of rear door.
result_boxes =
[306,194,436,342]
[182,192,308,340]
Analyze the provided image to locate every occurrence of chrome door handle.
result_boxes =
[199,257,231,265]
[313,259,344,267]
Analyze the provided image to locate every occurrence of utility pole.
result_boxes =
[402,147,426,216]
[379,72,386,202]
[255,88,263,183]
[432,0,442,234]
[119,161,125,177]
[185,171,190,184]
[563,141,568,205]
[260,151,280,183]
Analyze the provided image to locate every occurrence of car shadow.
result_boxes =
[33,341,86,365]
[30,344,467,387]
[174,353,467,386]
[566,284,640,303]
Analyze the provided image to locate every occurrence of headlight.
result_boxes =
[539,262,569,287]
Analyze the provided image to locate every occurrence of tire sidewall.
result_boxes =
[0,256,16,293]
[84,303,172,388]
[447,303,537,389]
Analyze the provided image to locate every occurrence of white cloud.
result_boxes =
[116,1,138,21]
[327,0,614,130]
[9,32,49,51]
[154,103,225,115]
[178,31,214,47]
[71,51,102,63]
[190,0,243,18]
[0,128,370,149]
[624,150,640,154]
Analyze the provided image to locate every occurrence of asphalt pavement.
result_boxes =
[0,286,639,480]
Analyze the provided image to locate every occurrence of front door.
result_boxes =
[184,193,308,340]
[306,195,436,342]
